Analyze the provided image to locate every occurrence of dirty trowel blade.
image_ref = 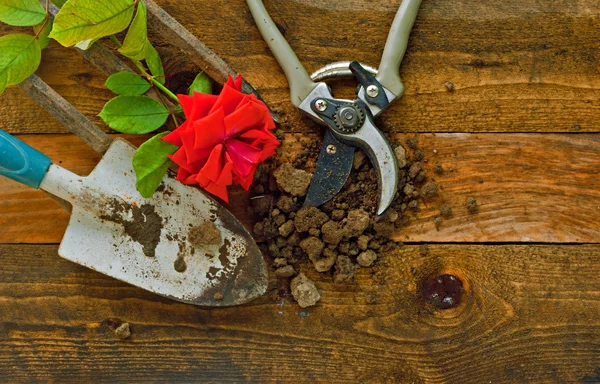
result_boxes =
[58,139,267,306]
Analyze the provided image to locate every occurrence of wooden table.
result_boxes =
[1,0,599,382]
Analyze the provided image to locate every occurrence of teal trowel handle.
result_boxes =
[0,130,51,189]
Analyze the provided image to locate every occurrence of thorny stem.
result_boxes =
[109,35,180,104]
[154,83,180,127]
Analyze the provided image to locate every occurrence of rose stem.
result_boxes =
[109,35,180,104]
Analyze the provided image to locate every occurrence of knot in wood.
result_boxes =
[421,274,464,309]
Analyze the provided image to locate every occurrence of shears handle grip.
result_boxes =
[247,0,317,107]
[377,0,422,97]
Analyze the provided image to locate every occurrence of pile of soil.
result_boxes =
[250,135,443,305]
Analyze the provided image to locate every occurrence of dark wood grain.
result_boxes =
[1,0,600,134]
[0,0,599,382]
[0,244,598,383]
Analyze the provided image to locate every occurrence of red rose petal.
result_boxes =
[193,107,226,149]
[226,139,262,177]
[162,127,183,147]
[224,100,269,139]
[199,144,224,182]
[209,84,247,116]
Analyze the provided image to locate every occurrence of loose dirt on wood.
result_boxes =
[250,133,450,305]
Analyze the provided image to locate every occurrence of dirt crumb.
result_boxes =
[440,203,453,218]
[213,292,224,300]
[276,195,297,213]
[188,221,221,248]
[408,162,422,179]
[334,255,356,284]
[445,81,455,92]
[420,182,439,199]
[406,137,418,149]
[115,323,131,339]
[299,236,324,262]
[353,151,366,170]
[291,273,320,308]
[321,220,344,246]
[279,220,295,237]
[467,197,478,213]
[313,248,337,272]
[274,265,296,278]
[434,163,444,174]
[251,195,273,217]
[357,250,377,267]
[274,163,313,196]
[294,206,329,233]
[343,209,370,238]
[394,145,407,168]
[273,257,287,268]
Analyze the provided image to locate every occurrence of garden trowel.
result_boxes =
[0,129,267,306]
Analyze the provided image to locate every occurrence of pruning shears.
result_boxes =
[247,0,422,215]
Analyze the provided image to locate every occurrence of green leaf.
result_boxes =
[105,72,150,95]
[145,43,164,85]
[49,0,135,47]
[0,0,46,27]
[118,0,148,60]
[52,0,68,7]
[0,34,41,95]
[99,95,169,134]
[133,132,177,198]
[33,18,53,50]
[188,71,212,96]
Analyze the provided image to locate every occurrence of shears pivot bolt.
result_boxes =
[366,84,380,97]
[314,99,328,112]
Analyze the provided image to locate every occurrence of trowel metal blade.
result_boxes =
[304,130,355,208]
[58,139,267,306]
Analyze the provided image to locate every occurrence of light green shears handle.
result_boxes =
[377,0,422,97]
[247,0,318,107]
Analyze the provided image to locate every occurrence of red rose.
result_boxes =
[162,75,279,202]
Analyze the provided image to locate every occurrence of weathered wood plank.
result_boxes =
[1,133,598,244]
[1,0,600,134]
[0,244,598,383]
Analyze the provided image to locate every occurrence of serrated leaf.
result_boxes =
[49,0,135,47]
[188,71,212,96]
[0,0,46,27]
[0,34,41,95]
[99,95,169,134]
[145,43,164,84]
[118,0,148,60]
[133,132,177,198]
[74,37,100,50]
[105,71,150,95]
[33,18,53,50]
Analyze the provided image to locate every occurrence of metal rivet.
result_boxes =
[315,99,328,112]
[326,144,337,154]
[366,84,380,98]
